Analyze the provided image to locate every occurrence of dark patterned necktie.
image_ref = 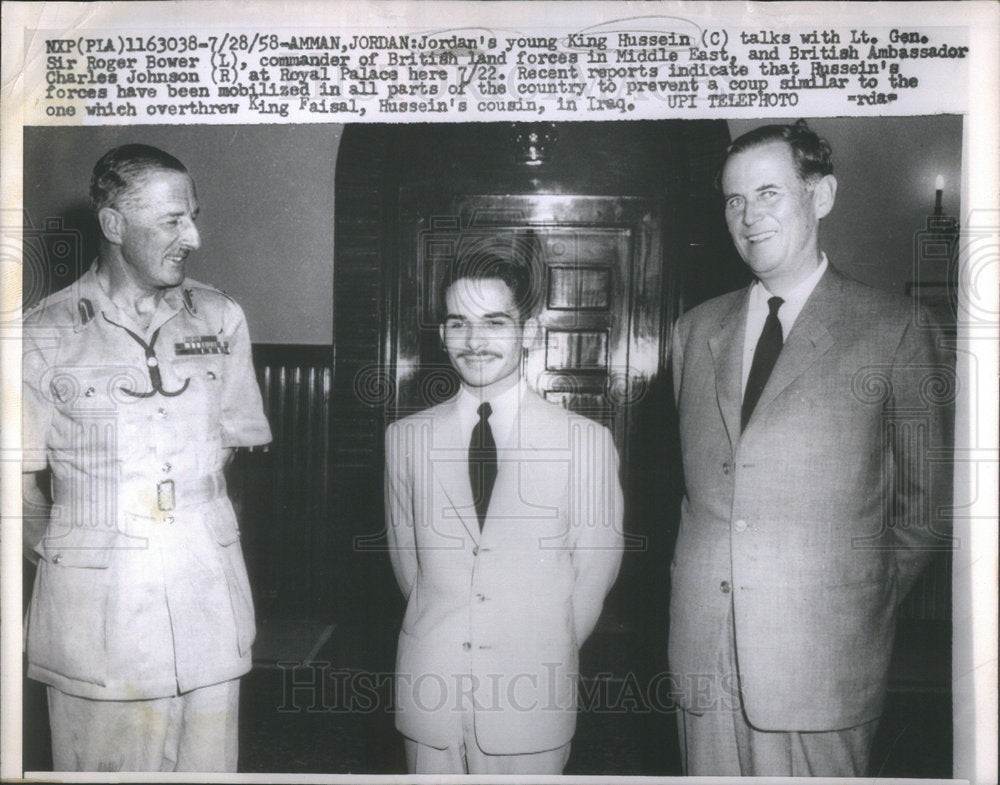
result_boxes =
[469,402,497,530]
[742,296,784,431]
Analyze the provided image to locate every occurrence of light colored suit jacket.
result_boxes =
[385,387,623,753]
[670,265,952,731]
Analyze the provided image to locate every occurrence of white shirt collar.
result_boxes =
[750,254,829,330]
[742,255,829,393]
[456,379,524,449]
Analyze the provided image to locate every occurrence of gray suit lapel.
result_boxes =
[708,292,750,448]
[431,402,480,543]
[744,268,840,429]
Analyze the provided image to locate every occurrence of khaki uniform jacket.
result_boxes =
[23,267,272,699]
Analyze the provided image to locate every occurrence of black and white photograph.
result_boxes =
[1,2,997,784]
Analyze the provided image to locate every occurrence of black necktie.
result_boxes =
[742,296,784,431]
[469,402,497,530]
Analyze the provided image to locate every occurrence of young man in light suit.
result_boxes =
[669,122,953,775]
[385,257,624,775]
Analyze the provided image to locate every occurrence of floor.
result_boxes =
[21,618,951,776]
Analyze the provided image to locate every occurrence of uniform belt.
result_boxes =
[152,471,228,511]
[52,471,228,514]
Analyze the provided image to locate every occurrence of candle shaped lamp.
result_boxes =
[934,174,944,216]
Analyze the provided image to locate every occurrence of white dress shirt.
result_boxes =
[741,256,829,396]
[456,379,525,451]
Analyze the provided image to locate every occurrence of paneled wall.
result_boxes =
[900,552,951,622]
[329,128,407,625]
[229,344,337,620]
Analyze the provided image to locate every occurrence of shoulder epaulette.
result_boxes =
[77,298,95,325]
[184,277,239,307]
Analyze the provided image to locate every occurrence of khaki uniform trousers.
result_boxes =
[47,679,240,772]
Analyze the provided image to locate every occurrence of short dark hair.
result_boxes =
[719,120,833,188]
[441,253,537,323]
[90,144,188,212]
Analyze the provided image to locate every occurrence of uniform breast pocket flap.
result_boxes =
[169,355,224,393]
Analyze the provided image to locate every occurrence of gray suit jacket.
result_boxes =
[670,265,953,731]
[386,388,624,753]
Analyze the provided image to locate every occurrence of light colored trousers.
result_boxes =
[47,679,240,772]
[403,688,571,775]
[678,602,878,776]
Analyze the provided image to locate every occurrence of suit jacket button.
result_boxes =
[722,462,730,475]
[476,593,485,602]
[52,554,62,565]
[472,546,478,556]
[462,642,471,651]
[733,519,747,532]
[720,580,731,594]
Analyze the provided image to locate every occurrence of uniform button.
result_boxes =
[720,580,731,594]
[462,642,471,651]
[207,371,217,380]
[734,519,747,532]
[156,407,167,418]
[161,462,172,473]
[52,554,62,565]
[476,593,485,602]
[85,387,96,397]
[165,515,175,525]
[472,546,479,556]
[722,462,730,475]
[147,356,158,367]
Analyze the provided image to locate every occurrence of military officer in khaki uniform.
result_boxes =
[22,144,271,771]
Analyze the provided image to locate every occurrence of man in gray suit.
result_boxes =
[386,257,623,775]
[669,121,952,775]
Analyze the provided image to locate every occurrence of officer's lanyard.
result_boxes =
[101,313,190,398]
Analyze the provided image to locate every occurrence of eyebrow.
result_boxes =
[724,182,783,200]
[159,205,199,218]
